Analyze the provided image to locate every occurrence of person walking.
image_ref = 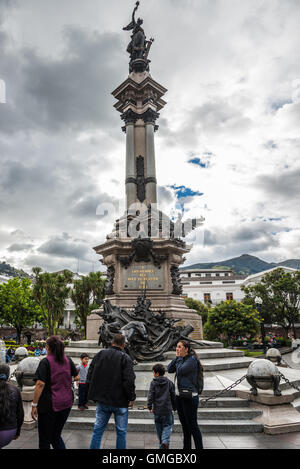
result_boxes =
[87,333,136,450]
[147,363,176,449]
[167,340,204,450]
[31,335,78,449]
[0,364,24,449]
[76,353,90,411]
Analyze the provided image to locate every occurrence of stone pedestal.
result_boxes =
[86,313,103,341]
[21,387,37,430]
[237,389,300,434]
[88,237,203,341]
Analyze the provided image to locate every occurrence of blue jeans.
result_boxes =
[90,403,129,449]
[154,413,174,448]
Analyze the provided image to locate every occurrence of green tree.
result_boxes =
[184,297,210,325]
[242,268,300,338]
[32,267,73,336]
[71,271,105,337]
[203,300,260,346]
[0,277,42,344]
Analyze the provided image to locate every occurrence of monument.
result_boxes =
[87,1,204,342]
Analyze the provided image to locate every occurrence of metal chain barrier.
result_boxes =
[199,375,247,406]
[278,371,300,393]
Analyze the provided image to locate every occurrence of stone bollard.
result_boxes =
[14,357,41,430]
[20,386,37,430]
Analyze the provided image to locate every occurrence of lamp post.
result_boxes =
[255,296,267,355]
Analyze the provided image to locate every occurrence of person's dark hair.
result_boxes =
[112,333,125,347]
[0,364,11,424]
[46,335,65,364]
[152,363,165,376]
[177,340,203,372]
[80,353,89,360]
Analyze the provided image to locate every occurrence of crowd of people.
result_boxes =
[0,333,204,450]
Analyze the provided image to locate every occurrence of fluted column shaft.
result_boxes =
[145,122,157,204]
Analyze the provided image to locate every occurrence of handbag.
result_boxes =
[175,373,193,399]
[179,388,193,399]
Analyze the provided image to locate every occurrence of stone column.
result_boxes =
[145,122,157,204]
[21,387,37,430]
[125,122,136,209]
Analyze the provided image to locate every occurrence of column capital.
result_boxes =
[121,109,140,125]
[142,108,160,125]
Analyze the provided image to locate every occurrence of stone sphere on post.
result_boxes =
[14,356,41,390]
[15,346,28,362]
[266,347,282,365]
[246,359,281,397]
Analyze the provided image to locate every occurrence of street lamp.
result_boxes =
[255,296,267,355]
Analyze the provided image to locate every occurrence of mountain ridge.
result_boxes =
[182,254,300,275]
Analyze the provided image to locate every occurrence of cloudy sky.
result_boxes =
[0,0,299,274]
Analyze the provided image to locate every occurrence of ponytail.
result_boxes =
[0,364,11,424]
[46,335,65,364]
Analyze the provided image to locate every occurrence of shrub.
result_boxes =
[204,300,260,346]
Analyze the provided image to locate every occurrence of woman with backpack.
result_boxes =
[31,335,78,449]
[0,364,24,448]
[167,340,204,449]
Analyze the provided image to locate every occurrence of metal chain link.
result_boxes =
[199,375,247,406]
[278,371,300,393]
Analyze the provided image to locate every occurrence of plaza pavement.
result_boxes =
[4,427,300,450]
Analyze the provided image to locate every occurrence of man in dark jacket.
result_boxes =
[87,333,136,449]
[147,363,176,449]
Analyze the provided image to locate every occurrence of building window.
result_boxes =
[226,292,233,301]
[204,293,211,304]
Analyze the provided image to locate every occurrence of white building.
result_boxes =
[180,268,246,305]
[242,266,298,287]
[0,275,10,285]
[54,270,84,330]
[180,265,299,305]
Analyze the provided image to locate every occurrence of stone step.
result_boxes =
[64,417,263,433]
[68,340,224,350]
[131,396,251,408]
[133,356,253,372]
[167,349,245,359]
[66,348,235,359]
[133,388,238,397]
[69,340,99,349]
[70,406,261,420]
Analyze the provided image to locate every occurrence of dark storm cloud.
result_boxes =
[256,167,300,199]
[71,192,119,219]
[203,221,283,253]
[37,234,91,260]
[0,25,124,134]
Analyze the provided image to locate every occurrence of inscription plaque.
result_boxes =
[123,263,163,290]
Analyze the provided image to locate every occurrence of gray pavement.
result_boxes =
[4,427,300,450]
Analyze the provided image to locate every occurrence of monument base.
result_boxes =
[92,236,203,341]
[237,389,300,435]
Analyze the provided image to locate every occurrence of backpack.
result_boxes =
[196,362,204,395]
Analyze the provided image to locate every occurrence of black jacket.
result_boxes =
[87,346,136,407]
[147,376,176,416]
[0,383,24,436]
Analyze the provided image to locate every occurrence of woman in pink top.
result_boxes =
[31,336,78,449]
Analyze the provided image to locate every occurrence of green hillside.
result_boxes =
[182,254,299,275]
[0,261,30,278]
